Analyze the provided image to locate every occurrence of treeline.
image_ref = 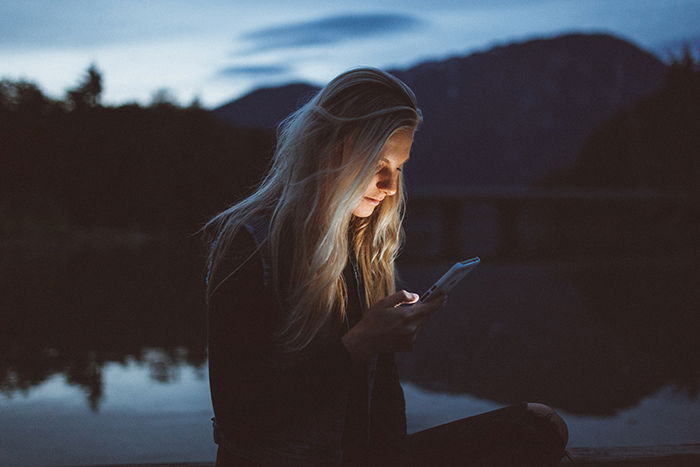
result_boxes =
[2,53,698,235]
[0,65,274,233]
[541,48,700,193]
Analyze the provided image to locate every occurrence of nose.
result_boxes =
[377,169,398,196]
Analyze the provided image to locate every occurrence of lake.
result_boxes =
[1,234,698,466]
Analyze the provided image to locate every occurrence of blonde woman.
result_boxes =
[203,68,568,466]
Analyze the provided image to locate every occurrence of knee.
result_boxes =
[526,402,569,448]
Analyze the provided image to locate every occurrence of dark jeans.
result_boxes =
[408,403,565,467]
[216,403,566,467]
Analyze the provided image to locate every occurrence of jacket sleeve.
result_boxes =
[207,229,353,431]
[368,352,411,465]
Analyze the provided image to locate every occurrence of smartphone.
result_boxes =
[419,257,480,303]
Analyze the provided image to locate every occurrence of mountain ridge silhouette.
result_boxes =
[213,33,666,188]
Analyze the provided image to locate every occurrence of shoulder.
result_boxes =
[207,212,272,283]
[208,226,264,298]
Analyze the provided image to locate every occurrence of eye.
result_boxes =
[396,167,403,172]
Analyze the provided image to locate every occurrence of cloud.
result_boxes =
[0,0,240,49]
[218,64,291,77]
[241,13,424,52]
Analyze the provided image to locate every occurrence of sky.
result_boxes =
[1,0,699,109]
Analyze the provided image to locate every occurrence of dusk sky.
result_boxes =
[1,0,699,108]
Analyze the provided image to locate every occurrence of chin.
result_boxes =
[352,211,373,218]
[352,206,376,218]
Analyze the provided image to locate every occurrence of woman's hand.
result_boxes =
[341,290,446,363]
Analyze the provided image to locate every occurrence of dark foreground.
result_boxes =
[54,444,700,466]
[563,444,700,465]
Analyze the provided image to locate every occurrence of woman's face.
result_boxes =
[352,128,413,218]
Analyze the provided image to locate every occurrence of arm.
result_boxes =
[207,229,353,431]
[368,352,411,465]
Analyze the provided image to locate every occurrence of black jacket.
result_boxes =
[206,218,409,466]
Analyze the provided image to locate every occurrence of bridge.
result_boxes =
[405,187,697,260]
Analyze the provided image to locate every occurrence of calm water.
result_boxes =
[1,235,698,466]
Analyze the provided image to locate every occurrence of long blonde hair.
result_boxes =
[203,67,422,352]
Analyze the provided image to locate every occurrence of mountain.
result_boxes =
[213,83,319,130]
[212,33,666,188]
[540,53,700,192]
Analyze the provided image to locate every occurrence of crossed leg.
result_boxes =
[408,402,568,466]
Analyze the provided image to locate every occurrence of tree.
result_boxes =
[541,50,700,192]
[150,87,179,108]
[666,43,700,89]
[65,64,103,111]
[0,79,54,115]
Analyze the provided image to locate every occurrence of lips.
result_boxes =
[364,196,382,205]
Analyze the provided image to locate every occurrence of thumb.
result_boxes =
[377,290,419,308]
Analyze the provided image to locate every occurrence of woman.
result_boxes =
[203,68,568,466]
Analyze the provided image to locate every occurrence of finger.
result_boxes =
[378,290,418,308]
[420,293,447,309]
[434,293,448,305]
[411,316,428,329]
[400,302,435,321]
[422,291,446,304]
[406,322,420,334]
[403,297,445,320]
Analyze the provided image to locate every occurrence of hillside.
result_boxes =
[213,33,666,188]
[213,82,319,130]
[540,50,700,192]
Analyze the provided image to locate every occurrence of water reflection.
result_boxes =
[2,362,698,467]
[1,360,215,467]
[1,234,698,417]
[0,235,207,411]
[396,258,700,416]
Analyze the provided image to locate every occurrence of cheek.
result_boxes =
[363,176,378,195]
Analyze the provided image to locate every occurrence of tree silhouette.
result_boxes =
[150,87,179,108]
[0,79,54,115]
[1,66,275,234]
[541,47,700,192]
[666,44,700,89]
[65,63,103,111]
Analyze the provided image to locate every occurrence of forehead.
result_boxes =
[380,129,413,164]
